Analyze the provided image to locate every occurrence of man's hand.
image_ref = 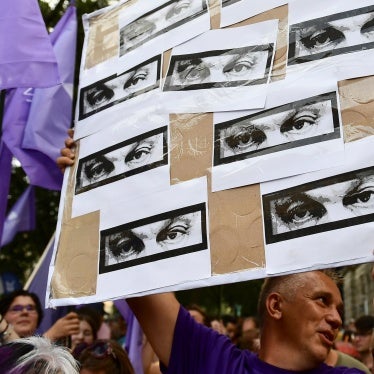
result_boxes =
[43,312,80,341]
[57,128,76,173]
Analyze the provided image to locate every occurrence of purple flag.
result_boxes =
[22,5,77,165]
[2,88,63,190]
[114,299,144,374]
[0,142,13,247]
[1,185,36,247]
[26,235,70,335]
[0,0,60,89]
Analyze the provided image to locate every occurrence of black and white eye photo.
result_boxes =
[163,45,273,91]
[99,203,207,273]
[262,166,374,244]
[79,55,161,120]
[288,5,374,65]
[75,127,168,194]
[214,92,339,166]
[119,0,207,56]
[221,0,242,8]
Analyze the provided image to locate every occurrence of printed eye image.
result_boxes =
[214,93,338,166]
[99,204,207,272]
[163,46,272,91]
[221,0,242,8]
[85,83,115,109]
[120,63,158,95]
[119,0,206,55]
[75,127,167,194]
[79,56,160,119]
[263,167,374,243]
[289,5,374,64]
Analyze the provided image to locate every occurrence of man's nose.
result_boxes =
[326,308,342,329]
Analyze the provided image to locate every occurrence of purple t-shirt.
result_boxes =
[161,306,365,374]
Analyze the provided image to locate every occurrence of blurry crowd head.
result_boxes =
[0,290,43,338]
[0,336,79,374]
[186,304,208,326]
[73,339,134,374]
[352,315,374,355]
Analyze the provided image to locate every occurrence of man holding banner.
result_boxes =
[128,270,365,373]
[58,139,364,373]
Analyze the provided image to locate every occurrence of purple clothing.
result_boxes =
[161,307,364,374]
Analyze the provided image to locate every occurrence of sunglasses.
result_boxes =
[352,329,373,339]
[75,340,119,364]
[8,304,37,313]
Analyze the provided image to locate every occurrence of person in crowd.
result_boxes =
[326,348,371,373]
[352,315,374,372]
[237,315,260,352]
[0,336,79,373]
[108,314,127,347]
[126,269,367,373]
[73,339,134,374]
[186,303,209,326]
[0,310,19,346]
[241,316,259,333]
[209,316,227,336]
[71,310,100,351]
[143,335,162,374]
[58,133,365,373]
[334,329,360,359]
[0,289,80,341]
[221,314,239,344]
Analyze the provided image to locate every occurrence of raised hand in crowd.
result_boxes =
[43,311,80,342]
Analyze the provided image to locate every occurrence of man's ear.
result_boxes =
[266,292,283,321]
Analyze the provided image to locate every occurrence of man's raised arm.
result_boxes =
[127,293,180,367]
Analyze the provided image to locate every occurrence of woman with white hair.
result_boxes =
[0,336,79,374]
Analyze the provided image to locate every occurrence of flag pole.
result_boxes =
[24,232,55,290]
[0,89,5,136]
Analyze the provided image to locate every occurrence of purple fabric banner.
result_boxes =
[0,0,59,89]
[1,185,36,247]
[0,142,13,247]
[26,235,70,335]
[2,88,63,190]
[114,299,144,374]
[22,5,77,165]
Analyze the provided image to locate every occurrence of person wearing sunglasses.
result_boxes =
[73,339,134,374]
[352,315,374,372]
[0,289,80,342]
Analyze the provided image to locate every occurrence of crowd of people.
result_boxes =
[1,269,373,373]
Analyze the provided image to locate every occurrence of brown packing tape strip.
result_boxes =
[338,76,374,143]
[169,113,265,274]
[52,142,100,299]
[51,210,100,299]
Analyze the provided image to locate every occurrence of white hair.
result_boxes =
[10,336,79,374]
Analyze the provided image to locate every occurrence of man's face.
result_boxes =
[4,296,39,338]
[280,272,343,368]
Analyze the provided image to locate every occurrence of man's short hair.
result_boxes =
[257,269,342,329]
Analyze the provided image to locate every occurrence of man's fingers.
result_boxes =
[60,147,75,158]
[67,128,74,138]
[64,136,76,149]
